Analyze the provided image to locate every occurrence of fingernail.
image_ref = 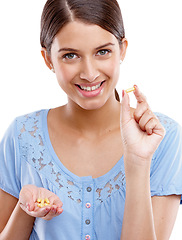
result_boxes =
[122,90,125,98]
[134,84,138,90]
[58,208,63,214]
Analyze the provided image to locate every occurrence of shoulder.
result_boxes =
[150,113,182,198]
[12,109,49,154]
[15,109,48,126]
[155,112,182,148]
[155,112,181,133]
[1,109,48,147]
[152,112,182,165]
[15,109,48,136]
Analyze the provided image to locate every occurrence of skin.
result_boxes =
[0,21,181,240]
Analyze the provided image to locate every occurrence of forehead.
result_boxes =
[51,21,119,51]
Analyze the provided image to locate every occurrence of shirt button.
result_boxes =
[85,235,90,240]
[87,187,92,192]
[85,202,91,208]
[85,219,91,225]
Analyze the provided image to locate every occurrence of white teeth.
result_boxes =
[80,83,102,91]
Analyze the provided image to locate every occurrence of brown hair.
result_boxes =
[40,0,125,101]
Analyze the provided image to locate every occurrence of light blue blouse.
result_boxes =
[0,109,182,240]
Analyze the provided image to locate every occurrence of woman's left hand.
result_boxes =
[120,85,166,164]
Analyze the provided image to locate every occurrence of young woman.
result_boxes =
[0,0,182,239]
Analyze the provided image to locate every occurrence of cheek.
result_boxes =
[102,59,120,81]
[56,65,77,87]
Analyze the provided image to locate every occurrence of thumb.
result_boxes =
[19,185,36,212]
[121,90,131,126]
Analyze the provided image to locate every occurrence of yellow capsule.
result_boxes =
[125,87,135,93]
[37,203,44,208]
[44,203,51,206]
[44,198,50,204]
[37,198,42,203]
[36,198,51,208]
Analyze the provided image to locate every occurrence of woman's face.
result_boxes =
[47,21,127,110]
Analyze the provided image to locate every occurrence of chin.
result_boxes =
[77,98,108,111]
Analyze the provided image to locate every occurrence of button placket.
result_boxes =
[82,182,94,240]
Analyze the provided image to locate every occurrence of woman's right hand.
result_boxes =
[121,85,165,164]
[19,185,63,220]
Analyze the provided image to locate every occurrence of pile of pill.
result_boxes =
[36,198,51,208]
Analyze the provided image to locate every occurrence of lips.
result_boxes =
[76,81,105,92]
[75,81,105,97]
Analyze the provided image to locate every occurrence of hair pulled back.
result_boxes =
[40,0,125,101]
[40,0,125,54]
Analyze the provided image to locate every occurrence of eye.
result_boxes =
[96,49,111,56]
[63,53,77,60]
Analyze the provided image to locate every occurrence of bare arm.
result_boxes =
[120,159,181,240]
[152,195,181,239]
[0,189,35,240]
[0,185,63,240]
[120,85,180,239]
[121,161,156,239]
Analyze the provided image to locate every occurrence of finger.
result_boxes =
[19,186,36,212]
[133,85,151,123]
[19,201,35,214]
[133,85,147,103]
[20,202,51,219]
[32,205,52,218]
[121,90,131,125]
[146,118,166,137]
[53,198,63,208]
[138,109,155,132]
[42,206,57,220]
[26,201,36,212]
[48,195,63,208]
[42,206,63,221]
[134,101,150,123]
[19,199,36,212]
[145,118,160,135]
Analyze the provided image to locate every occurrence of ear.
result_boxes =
[120,38,128,61]
[41,48,54,71]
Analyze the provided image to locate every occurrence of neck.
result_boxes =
[64,96,121,136]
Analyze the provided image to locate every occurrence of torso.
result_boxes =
[47,106,123,179]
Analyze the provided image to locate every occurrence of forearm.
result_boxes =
[0,201,35,240]
[121,156,156,240]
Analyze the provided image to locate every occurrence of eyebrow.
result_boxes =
[58,48,79,53]
[95,42,115,50]
[58,42,115,53]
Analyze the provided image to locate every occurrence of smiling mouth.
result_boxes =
[76,81,105,92]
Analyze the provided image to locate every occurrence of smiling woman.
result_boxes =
[0,0,182,240]
[42,20,126,109]
[40,0,125,104]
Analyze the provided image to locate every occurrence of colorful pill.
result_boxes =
[44,198,50,204]
[125,87,135,93]
[36,198,51,208]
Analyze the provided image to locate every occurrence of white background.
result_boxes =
[0,0,181,238]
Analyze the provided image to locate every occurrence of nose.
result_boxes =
[80,58,100,82]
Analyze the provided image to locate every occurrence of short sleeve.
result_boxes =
[0,119,21,199]
[150,119,182,203]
